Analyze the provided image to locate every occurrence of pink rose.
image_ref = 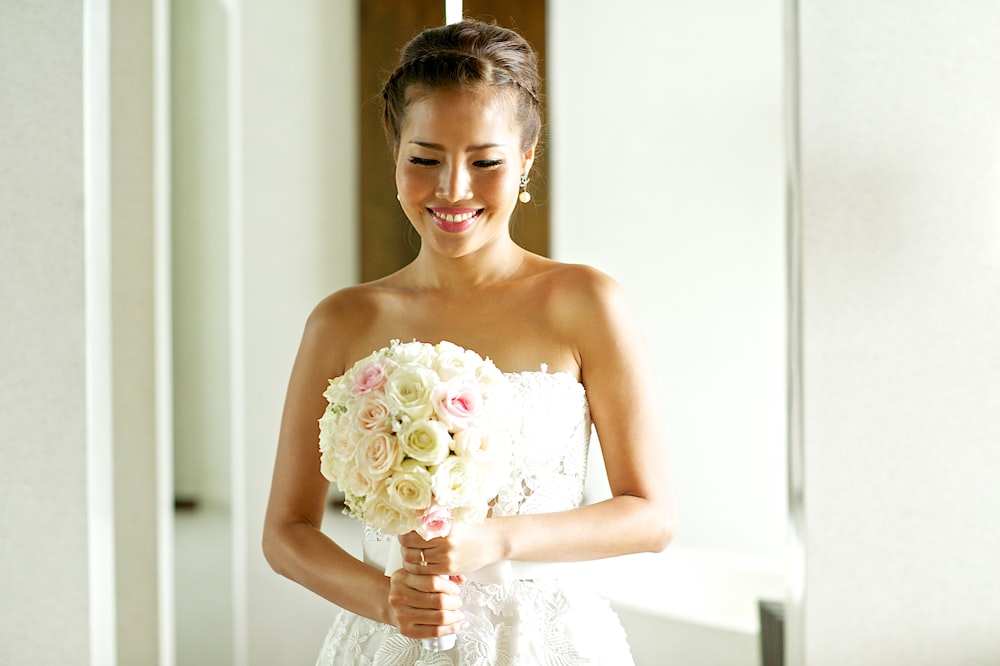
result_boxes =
[432,378,483,430]
[417,505,452,540]
[352,359,388,394]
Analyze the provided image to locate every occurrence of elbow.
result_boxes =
[649,511,678,553]
[261,520,290,578]
[642,501,678,553]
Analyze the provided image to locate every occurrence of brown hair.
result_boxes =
[381,20,542,154]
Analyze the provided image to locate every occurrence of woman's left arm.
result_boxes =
[400,266,676,573]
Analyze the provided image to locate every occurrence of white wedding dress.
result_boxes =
[315,370,635,665]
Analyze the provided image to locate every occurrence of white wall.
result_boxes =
[0,3,91,662]
[1,1,164,663]
[236,2,360,663]
[794,1,1000,664]
[549,0,787,634]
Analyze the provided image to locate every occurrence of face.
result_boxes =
[395,86,534,260]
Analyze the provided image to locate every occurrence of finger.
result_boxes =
[398,531,432,548]
[412,615,467,639]
[404,546,426,568]
[397,611,467,640]
[402,553,433,575]
[391,571,462,604]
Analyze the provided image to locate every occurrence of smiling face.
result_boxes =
[395,86,534,260]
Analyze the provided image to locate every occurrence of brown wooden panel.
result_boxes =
[359,0,550,283]
[359,0,443,282]
[462,0,549,258]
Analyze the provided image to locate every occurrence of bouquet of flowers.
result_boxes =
[318,340,516,647]
[319,339,516,534]
[319,340,514,649]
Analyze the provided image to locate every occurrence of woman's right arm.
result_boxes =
[262,300,395,624]
[262,298,465,639]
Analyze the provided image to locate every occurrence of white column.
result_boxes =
[0,1,168,663]
[791,1,1000,663]
[108,0,167,661]
[0,2,93,662]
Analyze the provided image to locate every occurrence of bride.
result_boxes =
[263,19,677,665]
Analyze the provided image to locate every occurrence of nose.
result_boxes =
[435,162,473,202]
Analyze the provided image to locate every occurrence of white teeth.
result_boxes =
[435,210,478,223]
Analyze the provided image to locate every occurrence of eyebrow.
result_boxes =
[409,140,504,151]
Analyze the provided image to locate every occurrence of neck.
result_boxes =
[408,240,526,291]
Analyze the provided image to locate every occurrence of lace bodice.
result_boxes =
[491,370,591,518]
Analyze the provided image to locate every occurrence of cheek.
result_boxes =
[480,171,519,200]
[396,165,430,196]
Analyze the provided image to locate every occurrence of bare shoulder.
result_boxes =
[308,283,380,328]
[535,261,630,327]
[299,282,394,375]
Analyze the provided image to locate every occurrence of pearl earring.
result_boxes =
[518,174,531,204]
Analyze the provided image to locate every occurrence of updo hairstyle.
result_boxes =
[381,20,542,155]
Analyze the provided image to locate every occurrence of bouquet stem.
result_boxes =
[422,635,457,651]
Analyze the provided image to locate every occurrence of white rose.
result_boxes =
[323,375,352,407]
[319,449,339,485]
[384,364,437,422]
[388,340,435,367]
[398,419,452,466]
[354,431,402,480]
[433,341,484,380]
[475,358,507,389]
[363,491,418,535]
[453,427,513,464]
[431,454,485,509]
[387,459,434,512]
[344,464,379,499]
[451,503,489,526]
[318,406,343,453]
[331,426,360,463]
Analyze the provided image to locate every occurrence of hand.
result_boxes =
[399,522,501,577]
[387,567,466,640]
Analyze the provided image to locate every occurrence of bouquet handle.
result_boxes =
[385,540,458,652]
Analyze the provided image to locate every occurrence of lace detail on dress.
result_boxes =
[315,580,631,666]
[491,371,591,519]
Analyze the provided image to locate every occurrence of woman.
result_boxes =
[263,19,676,665]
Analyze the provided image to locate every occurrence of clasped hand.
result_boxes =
[387,522,499,639]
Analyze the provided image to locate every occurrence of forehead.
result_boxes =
[401,86,521,145]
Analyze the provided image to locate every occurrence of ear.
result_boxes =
[522,142,537,175]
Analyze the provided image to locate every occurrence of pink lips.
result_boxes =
[429,207,481,233]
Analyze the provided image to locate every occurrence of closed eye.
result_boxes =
[409,156,438,166]
[473,159,503,168]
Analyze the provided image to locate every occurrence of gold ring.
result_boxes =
[419,550,427,567]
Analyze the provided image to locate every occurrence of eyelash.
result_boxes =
[408,157,504,169]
